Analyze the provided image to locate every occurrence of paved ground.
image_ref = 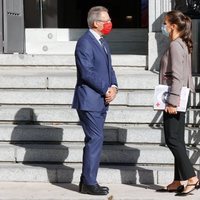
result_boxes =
[0,182,199,200]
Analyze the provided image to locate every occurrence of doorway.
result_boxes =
[24,0,148,28]
[58,0,146,28]
[24,0,148,55]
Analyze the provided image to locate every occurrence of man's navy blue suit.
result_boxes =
[72,30,118,185]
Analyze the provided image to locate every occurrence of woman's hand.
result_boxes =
[165,104,177,114]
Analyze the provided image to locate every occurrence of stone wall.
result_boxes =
[148,0,173,71]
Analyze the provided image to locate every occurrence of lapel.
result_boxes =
[87,31,112,82]
[87,31,109,61]
[102,38,112,81]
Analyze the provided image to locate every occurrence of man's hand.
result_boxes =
[165,104,177,114]
[105,87,118,104]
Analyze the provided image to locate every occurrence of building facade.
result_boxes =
[0,0,200,185]
[0,0,199,71]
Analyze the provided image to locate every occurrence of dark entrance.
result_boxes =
[24,0,148,28]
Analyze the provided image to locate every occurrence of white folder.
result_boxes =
[153,84,190,112]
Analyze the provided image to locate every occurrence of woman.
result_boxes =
[158,10,199,196]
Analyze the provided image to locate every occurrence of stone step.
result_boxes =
[0,124,117,143]
[116,90,199,107]
[0,105,199,124]
[0,143,199,164]
[0,54,147,67]
[0,89,199,107]
[0,67,199,92]
[0,65,147,71]
[25,28,148,55]
[0,71,157,90]
[0,89,153,105]
[0,89,74,105]
[0,124,199,146]
[0,163,183,184]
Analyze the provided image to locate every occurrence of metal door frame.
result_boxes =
[0,0,3,53]
[3,0,24,53]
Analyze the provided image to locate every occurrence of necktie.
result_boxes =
[99,38,107,54]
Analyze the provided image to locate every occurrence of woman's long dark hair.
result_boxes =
[166,10,193,54]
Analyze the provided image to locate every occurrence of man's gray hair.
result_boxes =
[87,6,108,28]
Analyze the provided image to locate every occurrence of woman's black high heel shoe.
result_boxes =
[156,185,184,193]
[175,180,200,196]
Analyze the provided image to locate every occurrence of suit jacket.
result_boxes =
[72,30,118,111]
[159,37,195,106]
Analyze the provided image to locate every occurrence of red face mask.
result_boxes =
[100,22,112,35]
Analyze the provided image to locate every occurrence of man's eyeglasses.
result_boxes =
[97,19,111,23]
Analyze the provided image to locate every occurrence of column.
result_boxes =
[148,0,173,71]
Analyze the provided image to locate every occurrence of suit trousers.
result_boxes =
[77,109,107,185]
[163,111,195,180]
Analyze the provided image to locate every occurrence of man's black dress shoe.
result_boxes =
[96,183,109,191]
[79,183,109,195]
[79,181,109,192]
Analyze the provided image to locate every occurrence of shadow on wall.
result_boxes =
[68,28,148,55]
[101,126,155,186]
[10,108,77,191]
[185,77,200,176]
[149,107,200,181]
[150,76,200,178]
[150,13,170,72]
[149,110,166,146]
[11,108,156,186]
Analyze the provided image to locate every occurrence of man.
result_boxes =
[72,6,118,195]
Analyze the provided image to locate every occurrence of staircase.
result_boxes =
[0,54,199,185]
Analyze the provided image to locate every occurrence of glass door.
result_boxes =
[24,0,148,28]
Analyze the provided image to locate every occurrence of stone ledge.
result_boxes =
[0,124,199,145]
[0,163,199,184]
[0,54,147,67]
[0,105,199,124]
[0,143,199,165]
